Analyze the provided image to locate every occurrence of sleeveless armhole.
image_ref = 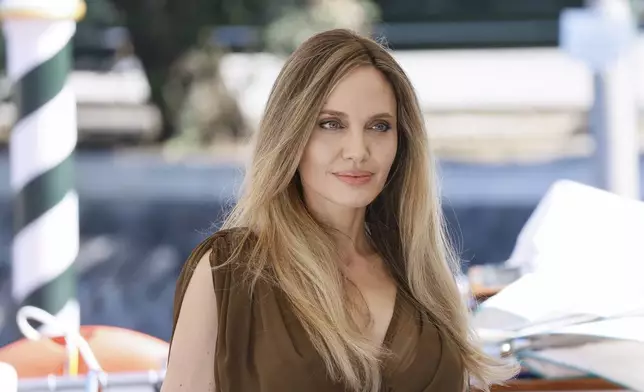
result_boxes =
[168,231,234,358]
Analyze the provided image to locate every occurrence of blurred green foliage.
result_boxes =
[265,0,380,54]
[0,0,381,145]
[83,0,121,26]
[100,0,379,144]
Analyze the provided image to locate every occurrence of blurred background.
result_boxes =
[0,0,643,348]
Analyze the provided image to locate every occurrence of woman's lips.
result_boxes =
[333,171,373,185]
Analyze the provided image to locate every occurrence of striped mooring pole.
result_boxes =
[0,0,85,334]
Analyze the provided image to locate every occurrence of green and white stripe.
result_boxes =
[1,0,85,331]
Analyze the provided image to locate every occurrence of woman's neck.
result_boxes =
[305,200,372,257]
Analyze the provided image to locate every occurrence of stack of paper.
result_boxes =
[473,180,644,391]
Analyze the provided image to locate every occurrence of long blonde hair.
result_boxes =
[222,29,518,391]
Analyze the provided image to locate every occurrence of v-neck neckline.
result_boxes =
[381,288,400,350]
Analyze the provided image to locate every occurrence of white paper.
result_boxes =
[549,316,644,344]
[506,180,644,276]
[476,181,644,341]
[473,181,644,388]
[520,356,589,379]
[520,340,644,390]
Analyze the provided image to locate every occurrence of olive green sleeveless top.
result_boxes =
[171,229,465,391]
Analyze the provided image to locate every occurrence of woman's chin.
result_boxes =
[328,195,379,209]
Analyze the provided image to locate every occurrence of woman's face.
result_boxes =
[299,66,398,211]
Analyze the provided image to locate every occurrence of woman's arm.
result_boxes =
[162,251,218,391]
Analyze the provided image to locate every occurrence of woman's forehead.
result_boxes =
[321,67,396,115]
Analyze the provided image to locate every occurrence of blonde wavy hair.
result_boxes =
[222,29,518,391]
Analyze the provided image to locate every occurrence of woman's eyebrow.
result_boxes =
[319,109,347,118]
[369,112,394,120]
[319,110,394,120]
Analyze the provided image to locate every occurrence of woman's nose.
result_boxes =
[341,129,369,162]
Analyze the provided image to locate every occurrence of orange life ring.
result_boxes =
[0,325,168,378]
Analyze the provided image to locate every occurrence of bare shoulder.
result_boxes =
[163,228,251,392]
[173,228,252,303]
[171,227,253,325]
[163,250,217,391]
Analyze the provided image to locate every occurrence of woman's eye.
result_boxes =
[372,122,391,132]
[319,120,342,130]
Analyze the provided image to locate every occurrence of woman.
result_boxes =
[163,29,518,392]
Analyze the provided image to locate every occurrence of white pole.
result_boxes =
[587,0,641,199]
[0,0,85,337]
